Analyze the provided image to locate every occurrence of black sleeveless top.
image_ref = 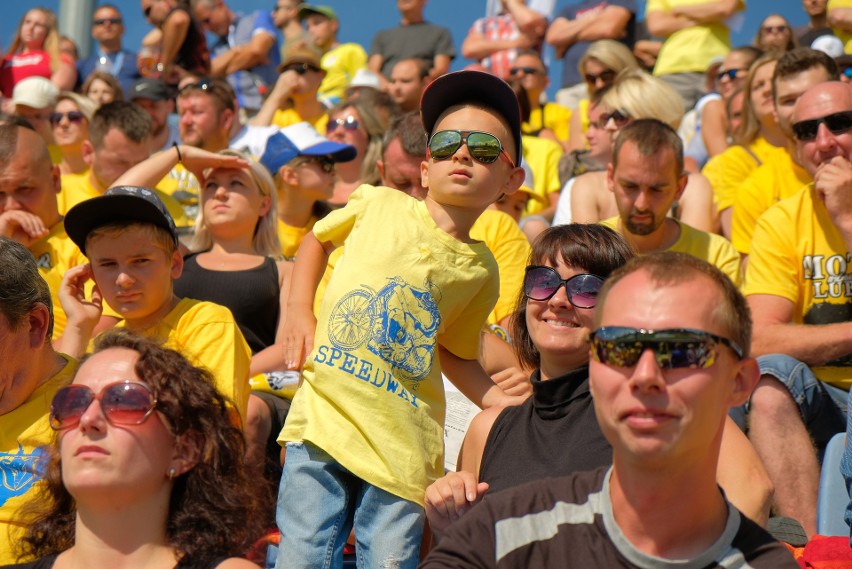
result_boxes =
[167,6,210,78]
[174,254,279,354]
[478,366,613,494]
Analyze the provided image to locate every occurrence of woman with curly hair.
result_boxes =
[9,329,263,568]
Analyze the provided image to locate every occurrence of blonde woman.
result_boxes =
[52,92,97,175]
[0,7,76,96]
[702,54,785,237]
[566,40,639,152]
[326,97,394,205]
[569,68,717,233]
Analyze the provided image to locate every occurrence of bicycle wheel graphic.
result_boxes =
[328,289,373,349]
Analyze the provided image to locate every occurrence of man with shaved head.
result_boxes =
[0,123,86,341]
[744,81,852,538]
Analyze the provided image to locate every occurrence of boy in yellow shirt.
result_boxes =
[276,70,526,568]
[59,186,252,419]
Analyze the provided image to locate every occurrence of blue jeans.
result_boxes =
[842,389,852,535]
[755,354,847,452]
[275,441,425,569]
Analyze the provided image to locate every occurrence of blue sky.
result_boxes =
[2,0,812,97]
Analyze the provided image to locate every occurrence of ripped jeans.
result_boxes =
[275,441,425,569]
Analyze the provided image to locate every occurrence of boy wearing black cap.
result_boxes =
[275,70,525,568]
[58,186,252,420]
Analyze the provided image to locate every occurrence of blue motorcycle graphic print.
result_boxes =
[328,277,441,387]
[0,444,47,508]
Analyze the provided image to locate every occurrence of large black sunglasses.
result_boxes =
[589,326,743,370]
[282,62,321,75]
[523,266,604,308]
[715,68,746,82]
[792,111,852,142]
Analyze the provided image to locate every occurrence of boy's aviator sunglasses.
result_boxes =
[792,111,852,141]
[589,326,744,370]
[427,130,515,166]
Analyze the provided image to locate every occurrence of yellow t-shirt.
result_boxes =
[48,144,62,165]
[521,134,564,216]
[311,210,529,328]
[60,170,189,227]
[119,298,252,420]
[602,216,742,286]
[524,102,571,143]
[278,216,318,260]
[744,186,852,389]
[470,209,531,325]
[156,163,201,224]
[701,136,786,212]
[271,108,329,135]
[0,355,76,564]
[280,185,498,505]
[29,221,87,341]
[731,152,811,255]
[319,43,368,102]
[829,0,852,53]
[646,0,743,75]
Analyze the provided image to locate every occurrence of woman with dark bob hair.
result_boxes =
[10,328,262,568]
[423,224,773,542]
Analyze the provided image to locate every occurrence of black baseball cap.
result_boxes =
[65,186,179,255]
[129,78,170,101]
[420,70,522,164]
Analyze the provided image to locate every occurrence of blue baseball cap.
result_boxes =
[260,122,356,175]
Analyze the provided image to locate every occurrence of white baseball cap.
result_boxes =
[12,77,59,109]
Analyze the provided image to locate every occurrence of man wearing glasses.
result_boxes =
[510,49,570,149]
[420,253,797,568]
[731,48,838,259]
[0,237,78,565]
[602,119,741,286]
[76,4,141,96]
[250,43,328,133]
[744,81,852,539]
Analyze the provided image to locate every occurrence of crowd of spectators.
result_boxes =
[3,0,852,567]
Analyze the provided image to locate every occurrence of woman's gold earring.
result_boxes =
[168,467,176,480]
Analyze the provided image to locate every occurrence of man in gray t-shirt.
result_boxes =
[368,0,455,88]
